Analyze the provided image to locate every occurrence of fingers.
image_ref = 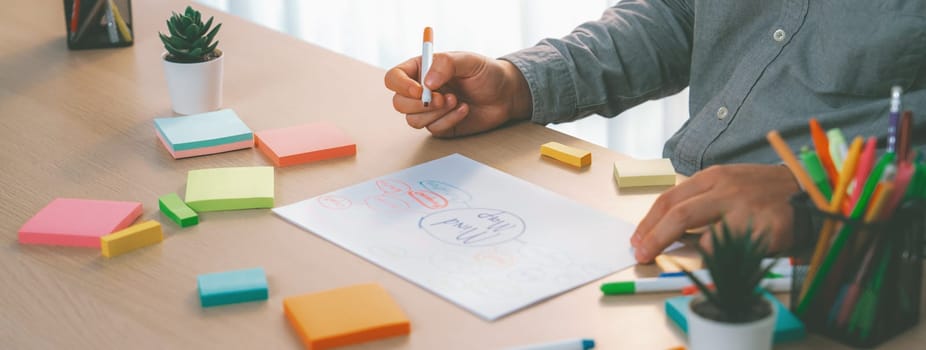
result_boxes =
[698,231,713,255]
[424,52,487,90]
[403,94,458,129]
[635,192,728,263]
[632,164,801,264]
[723,206,793,253]
[699,208,792,257]
[427,103,469,138]
[631,172,714,247]
[700,212,753,257]
[395,91,452,115]
[384,57,423,98]
[387,52,488,95]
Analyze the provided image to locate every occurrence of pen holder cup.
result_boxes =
[789,192,925,348]
[64,0,134,50]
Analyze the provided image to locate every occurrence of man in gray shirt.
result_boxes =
[384,0,925,262]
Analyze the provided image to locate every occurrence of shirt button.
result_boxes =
[717,106,729,120]
[773,29,786,42]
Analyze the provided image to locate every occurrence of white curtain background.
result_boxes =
[196,0,688,159]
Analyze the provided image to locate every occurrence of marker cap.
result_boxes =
[600,282,634,295]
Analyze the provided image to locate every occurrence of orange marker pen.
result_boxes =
[420,27,433,107]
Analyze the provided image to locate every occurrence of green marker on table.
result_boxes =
[601,277,696,295]
[601,271,791,295]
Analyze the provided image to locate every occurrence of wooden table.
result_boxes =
[1,1,923,348]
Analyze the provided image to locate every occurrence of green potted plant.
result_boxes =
[681,221,778,350]
[159,6,223,115]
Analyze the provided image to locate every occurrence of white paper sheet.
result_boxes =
[273,154,639,320]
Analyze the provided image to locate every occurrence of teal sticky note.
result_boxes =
[154,109,253,151]
[664,294,805,343]
[197,267,268,307]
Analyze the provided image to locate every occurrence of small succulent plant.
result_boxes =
[159,6,222,63]
[682,220,777,323]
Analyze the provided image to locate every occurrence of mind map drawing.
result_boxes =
[321,175,528,248]
[273,153,639,320]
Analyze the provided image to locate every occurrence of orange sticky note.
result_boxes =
[255,122,356,167]
[18,198,143,247]
[283,283,410,350]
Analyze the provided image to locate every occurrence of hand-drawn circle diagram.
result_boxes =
[419,208,526,247]
[419,180,472,203]
[317,195,352,209]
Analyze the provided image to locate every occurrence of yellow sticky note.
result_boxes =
[540,142,591,168]
[283,283,410,350]
[185,166,274,212]
[613,158,677,188]
[100,220,163,258]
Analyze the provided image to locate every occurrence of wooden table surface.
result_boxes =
[1,1,923,349]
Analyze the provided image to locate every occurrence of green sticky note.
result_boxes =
[185,166,274,212]
[158,193,199,227]
[154,109,253,151]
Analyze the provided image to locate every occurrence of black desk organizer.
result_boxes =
[789,192,924,348]
[64,0,133,50]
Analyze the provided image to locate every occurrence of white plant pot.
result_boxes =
[687,298,776,350]
[162,51,223,115]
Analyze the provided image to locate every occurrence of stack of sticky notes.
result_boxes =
[185,166,274,212]
[540,141,591,168]
[255,122,356,167]
[100,220,163,258]
[158,193,198,227]
[18,198,142,247]
[154,109,253,159]
[197,267,269,307]
[665,294,805,343]
[613,158,677,188]
[283,283,410,350]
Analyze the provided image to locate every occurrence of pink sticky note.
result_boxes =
[18,198,143,247]
[255,122,356,167]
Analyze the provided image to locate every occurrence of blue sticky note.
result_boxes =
[197,267,268,307]
[154,109,253,151]
[664,293,805,343]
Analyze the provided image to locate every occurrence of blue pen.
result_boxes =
[659,259,792,278]
[507,338,595,350]
[887,86,902,153]
[658,271,687,278]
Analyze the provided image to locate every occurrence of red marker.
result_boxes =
[69,0,82,38]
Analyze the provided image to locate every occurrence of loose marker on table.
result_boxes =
[600,275,790,295]
[508,338,595,350]
[420,27,434,107]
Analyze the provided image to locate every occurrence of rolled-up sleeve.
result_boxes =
[502,0,695,124]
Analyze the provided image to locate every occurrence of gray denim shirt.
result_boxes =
[502,0,925,176]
